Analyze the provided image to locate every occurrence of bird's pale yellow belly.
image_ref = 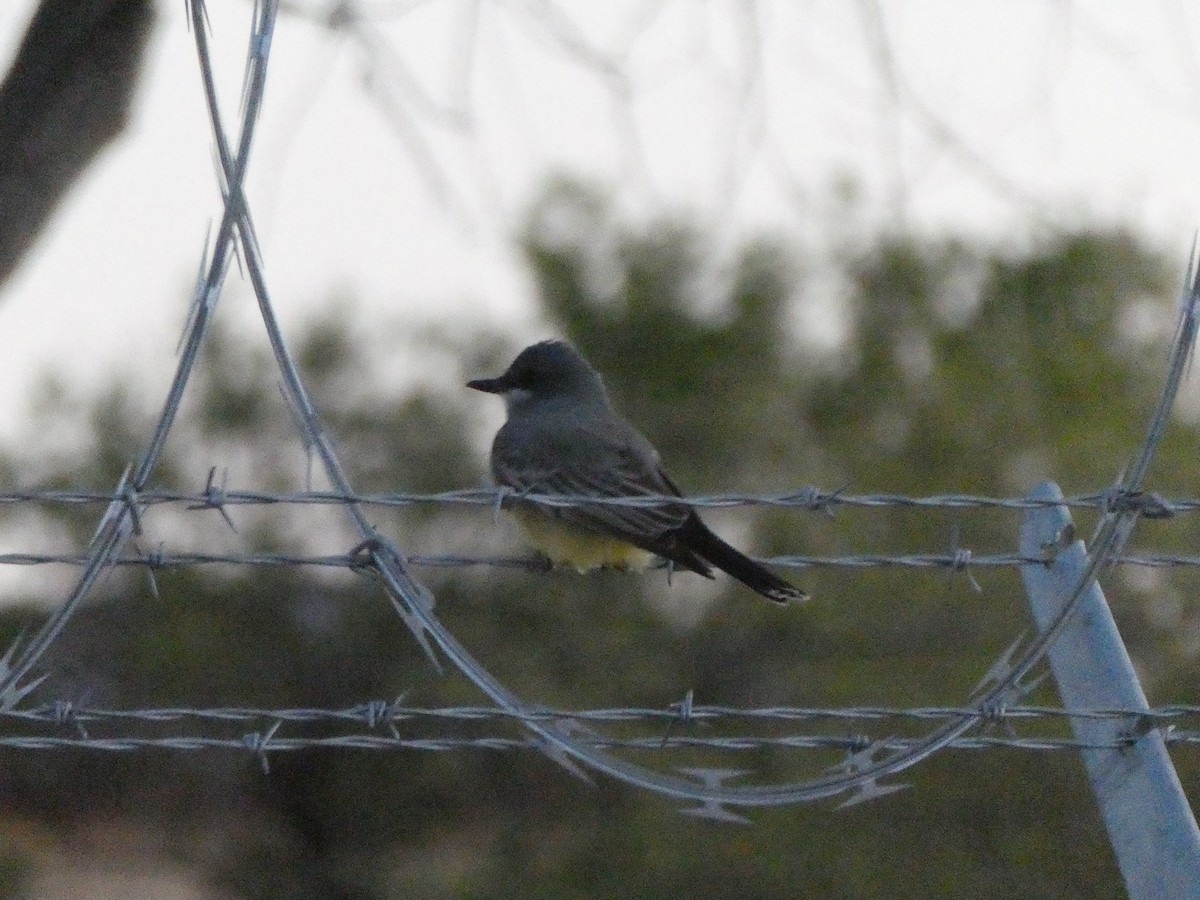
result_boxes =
[507,507,655,572]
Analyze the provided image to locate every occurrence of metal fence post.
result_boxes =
[1020,480,1200,898]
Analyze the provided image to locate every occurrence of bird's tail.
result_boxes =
[677,516,808,605]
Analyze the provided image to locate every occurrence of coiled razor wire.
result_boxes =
[0,0,1196,820]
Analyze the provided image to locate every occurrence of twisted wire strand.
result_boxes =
[0,486,1190,514]
[6,700,1195,757]
[8,702,1198,728]
[1,731,1197,755]
[4,549,1200,573]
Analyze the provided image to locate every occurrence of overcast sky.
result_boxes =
[1,1,1198,441]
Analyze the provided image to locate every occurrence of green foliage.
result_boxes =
[1,183,1195,896]
[522,179,798,489]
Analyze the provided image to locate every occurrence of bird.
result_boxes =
[467,339,808,604]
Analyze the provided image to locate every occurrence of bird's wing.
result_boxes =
[492,420,693,547]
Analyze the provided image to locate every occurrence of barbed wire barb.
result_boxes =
[660,689,696,748]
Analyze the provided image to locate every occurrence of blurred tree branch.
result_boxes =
[0,0,155,287]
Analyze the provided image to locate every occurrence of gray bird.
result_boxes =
[467,340,808,604]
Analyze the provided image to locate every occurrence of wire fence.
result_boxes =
[9,700,1200,728]
[5,731,1200,756]
[0,485,1188,513]
[1,0,1199,836]
[8,548,1200,577]
[5,696,1200,759]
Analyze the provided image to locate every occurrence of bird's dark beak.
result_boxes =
[466,375,506,394]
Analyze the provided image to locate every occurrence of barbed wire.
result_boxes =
[2,731,1198,756]
[8,701,1200,729]
[2,704,1195,768]
[5,548,1200,574]
[4,701,1196,762]
[0,485,1186,515]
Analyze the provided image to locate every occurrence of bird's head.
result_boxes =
[467,340,609,412]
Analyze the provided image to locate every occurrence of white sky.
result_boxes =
[1,0,1199,441]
